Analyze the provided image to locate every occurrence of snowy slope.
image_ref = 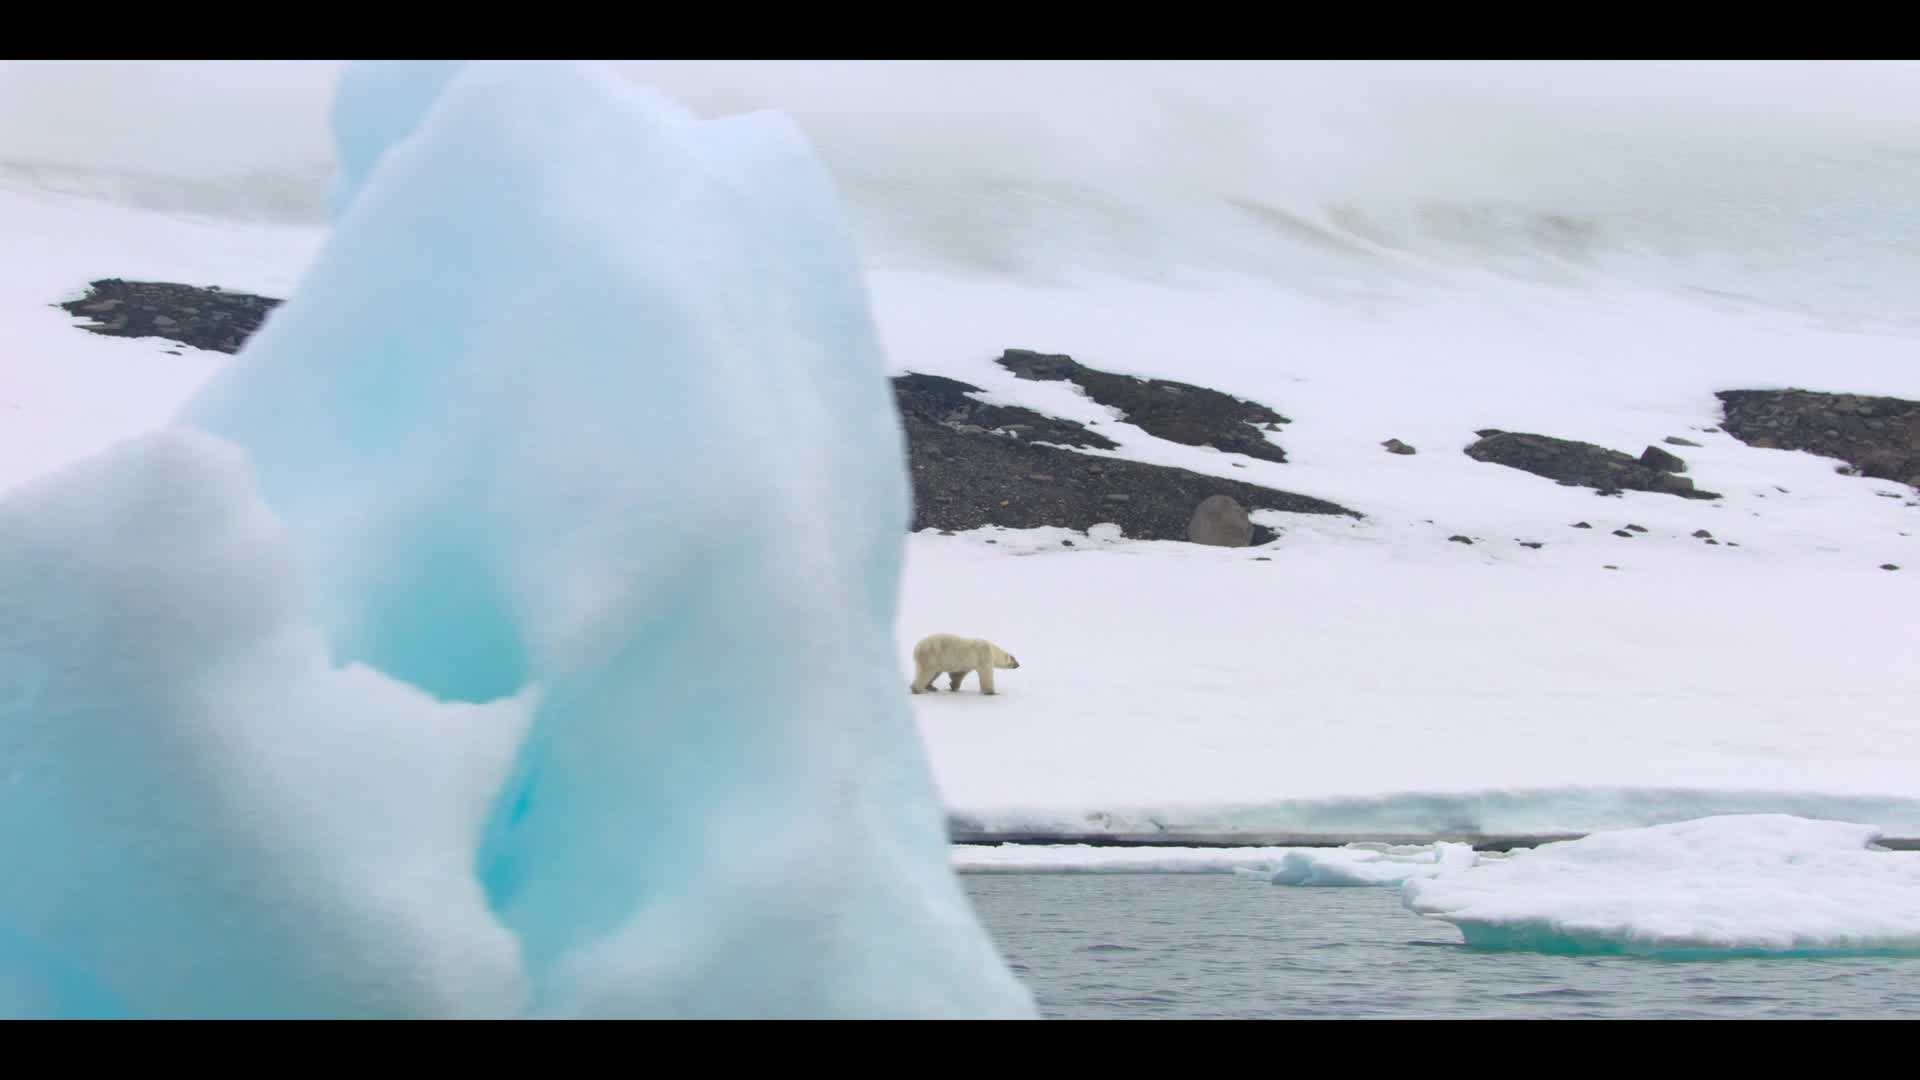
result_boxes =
[0,181,322,493]
[3,60,1918,845]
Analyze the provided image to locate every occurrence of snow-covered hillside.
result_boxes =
[3,60,1917,848]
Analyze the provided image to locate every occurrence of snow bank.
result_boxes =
[1402,814,1920,957]
[905,531,1920,842]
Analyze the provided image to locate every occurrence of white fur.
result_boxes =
[909,633,1021,695]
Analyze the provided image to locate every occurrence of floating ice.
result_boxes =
[1262,841,1483,887]
[0,59,1035,1019]
[947,839,1492,883]
[953,843,1302,874]
[1401,814,1920,957]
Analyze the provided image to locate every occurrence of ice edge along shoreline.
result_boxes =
[948,828,1920,852]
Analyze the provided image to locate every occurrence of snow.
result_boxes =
[1,61,1919,994]
[0,183,322,495]
[905,526,1920,841]
[0,60,1034,1019]
[1401,814,1920,956]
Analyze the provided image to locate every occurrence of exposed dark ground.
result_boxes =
[55,279,1920,554]
[57,279,1359,546]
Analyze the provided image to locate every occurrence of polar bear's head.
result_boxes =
[991,645,1020,669]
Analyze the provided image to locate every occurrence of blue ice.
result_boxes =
[0,59,1034,1019]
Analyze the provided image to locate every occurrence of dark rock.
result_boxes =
[1517,540,1544,549]
[1664,436,1702,447]
[1882,564,1901,571]
[1859,449,1908,480]
[1448,535,1473,545]
[893,372,1118,450]
[1705,539,1720,545]
[1647,473,1702,497]
[1188,495,1253,548]
[902,412,1355,541]
[996,348,1292,463]
[1718,388,1920,489]
[1611,529,1634,538]
[1603,564,1619,570]
[1572,522,1593,528]
[1382,438,1416,455]
[1465,429,1723,500]
[1625,524,1648,533]
[1638,445,1687,473]
[1692,529,1713,538]
[63,281,1364,548]
[56,278,281,354]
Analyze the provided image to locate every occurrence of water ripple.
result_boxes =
[962,875,1920,1020]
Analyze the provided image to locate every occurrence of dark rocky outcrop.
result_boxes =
[1717,389,1920,488]
[60,278,1360,547]
[1638,445,1686,473]
[905,415,1355,544]
[996,348,1292,463]
[1187,495,1253,547]
[57,278,281,354]
[1465,429,1722,500]
[894,360,1357,544]
[1382,438,1416,455]
[893,372,1117,450]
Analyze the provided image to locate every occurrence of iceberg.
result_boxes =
[0,59,1035,1018]
[1401,814,1920,957]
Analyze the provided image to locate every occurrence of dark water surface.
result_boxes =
[960,874,1920,1019]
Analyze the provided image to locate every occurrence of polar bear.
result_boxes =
[910,633,1021,695]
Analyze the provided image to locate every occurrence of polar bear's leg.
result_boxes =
[911,660,940,694]
[979,666,996,695]
[947,670,968,691]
